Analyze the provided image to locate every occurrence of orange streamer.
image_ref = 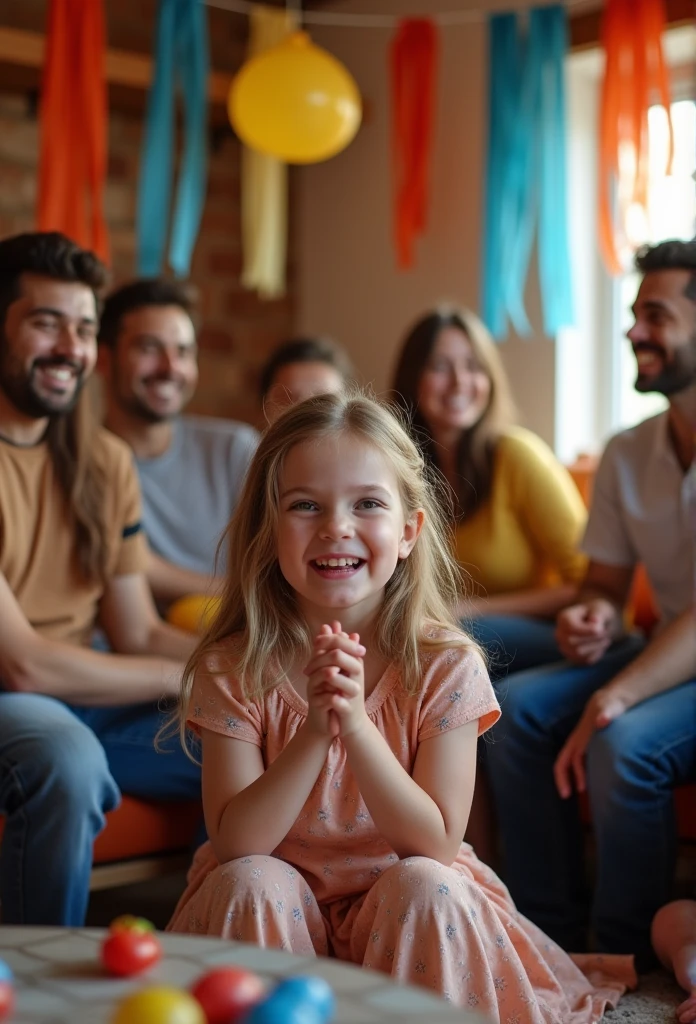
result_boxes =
[38,0,109,261]
[391,19,438,270]
[598,0,674,274]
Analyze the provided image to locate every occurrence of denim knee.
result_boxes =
[0,693,118,818]
[40,721,116,817]
[586,715,663,809]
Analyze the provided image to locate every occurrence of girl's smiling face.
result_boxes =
[276,432,422,628]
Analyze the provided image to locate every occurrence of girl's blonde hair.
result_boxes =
[178,390,477,752]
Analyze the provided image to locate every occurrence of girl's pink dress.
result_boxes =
[168,634,636,1022]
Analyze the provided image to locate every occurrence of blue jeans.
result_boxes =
[0,693,201,926]
[486,636,696,966]
[464,615,563,682]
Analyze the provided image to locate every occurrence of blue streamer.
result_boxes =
[136,0,209,277]
[482,14,518,340]
[481,5,573,340]
[501,16,537,338]
[533,6,574,336]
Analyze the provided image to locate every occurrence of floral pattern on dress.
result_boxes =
[168,636,635,1023]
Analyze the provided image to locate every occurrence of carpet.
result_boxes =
[607,970,684,1022]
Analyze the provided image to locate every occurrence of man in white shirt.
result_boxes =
[487,239,696,970]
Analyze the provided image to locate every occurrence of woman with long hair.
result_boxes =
[392,307,587,679]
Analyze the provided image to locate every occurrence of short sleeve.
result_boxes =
[581,437,637,567]
[97,432,148,578]
[113,455,148,576]
[186,646,263,745]
[418,643,500,741]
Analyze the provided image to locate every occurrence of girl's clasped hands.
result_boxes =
[304,621,367,740]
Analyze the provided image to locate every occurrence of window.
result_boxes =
[615,99,696,432]
[557,26,696,464]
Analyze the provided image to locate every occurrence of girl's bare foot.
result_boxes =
[651,902,696,1024]
[676,992,696,1024]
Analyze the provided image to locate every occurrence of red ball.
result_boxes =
[191,966,265,1024]
[101,928,162,977]
[0,983,13,1021]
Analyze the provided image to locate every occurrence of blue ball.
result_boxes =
[0,960,12,983]
[242,990,323,1024]
[273,976,335,1020]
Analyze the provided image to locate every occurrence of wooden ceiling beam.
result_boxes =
[0,25,233,125]
[1,3,694,118]
[570,0,696,50]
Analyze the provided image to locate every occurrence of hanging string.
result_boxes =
[204,0,591,29]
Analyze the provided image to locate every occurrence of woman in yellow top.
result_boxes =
[392,307,587,679]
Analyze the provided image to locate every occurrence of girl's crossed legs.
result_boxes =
[168,852,631,1021]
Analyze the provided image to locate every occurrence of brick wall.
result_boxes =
[0,0,296,428]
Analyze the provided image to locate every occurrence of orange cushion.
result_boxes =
[568,458,659,636]
[628,564,659,634]
[92,797,202,863]
[0,797,202,865]
[567,455,599,507]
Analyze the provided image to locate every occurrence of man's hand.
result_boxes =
[556,598,619,664]
[553,688,630,798]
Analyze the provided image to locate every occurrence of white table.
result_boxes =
[0,926,487,1023]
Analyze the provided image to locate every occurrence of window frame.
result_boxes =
[557,26,696,464]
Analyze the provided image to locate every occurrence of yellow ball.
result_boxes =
[229,30,362,163]
[166,594,221,634]
[111,987,205,1024]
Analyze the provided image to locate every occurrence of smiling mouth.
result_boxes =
[34,363,80,390]
[144,378,183,394]
[311,557,365,575]
[633,346,665,374]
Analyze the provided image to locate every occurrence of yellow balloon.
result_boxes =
[166,594,221,634]
[229,31,362,164]
[111,987,205,1024]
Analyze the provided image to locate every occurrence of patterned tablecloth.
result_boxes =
[0,926,488,1023]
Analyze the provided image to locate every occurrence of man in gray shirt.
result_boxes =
[487,239,696,971]
[98,279,259,608]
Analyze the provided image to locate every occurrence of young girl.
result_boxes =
[167,392,635,1021]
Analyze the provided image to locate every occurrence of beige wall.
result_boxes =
[295,0,559,447]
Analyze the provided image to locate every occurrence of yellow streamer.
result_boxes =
[240,4,298,298]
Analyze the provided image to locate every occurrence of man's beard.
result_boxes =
[0,352,85,418]
[634,337,696,397]
[121,394,175,424]
[115,371,189,424]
